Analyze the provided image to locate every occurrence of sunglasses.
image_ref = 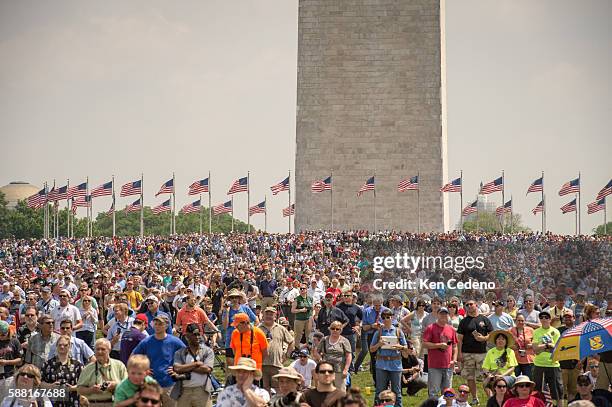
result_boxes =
[25,314,36,317]
[19,373,36,379]
[516,384,531,388]
[443,393,455,398]
[540,315,551,320]
[330,327,341,331]
[382,315,392,319]
[590,365,599,368]
[459,390,469,394]
[139,397,160,405]
[380,399,394,403]
[318,370,334,375]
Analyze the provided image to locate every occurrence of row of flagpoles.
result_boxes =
[26,172,610,237]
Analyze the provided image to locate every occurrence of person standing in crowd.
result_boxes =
[75,295,98,351]
[505,296,519,320]
[355,294,388,377]
[170,323,215,407]
[142,295,172,335]
[217,358,270,407]
[133,315,186,407]
[175,287,217,338]
[105,303,134,360]
[291,349,317,389]
[548,294,570,329]
[292,284,313,349]
[314,320,352,392]
[488,301,514,331]
[0,364,52,407]
[572,373,610,407]
[37,286,59,316]
[300,361,346,407]
[24,314,59,369]
[532,310,563,406]
[119,313,148,365]
[520,295,542,330]
[504,375,544,407]
[123,280,143,312]
[457,299,494,406]
[370,309,408,407]
[258,273,277,309]
[448,303,463,330]
[49,319,95,366]
[41,334,82,407]
[572,291,587,322]
[482,331,518,397]
[16,305,38,349]
[113,354,157,407]
[269,367,304,405]
[584,359,599,386]
[222,290,258,370]
[77,338,128,407]
[423,307,458,398]
[230,312,268,377]
[316,292,349,337]
[259,306,294,391]
[0,320,22,380]
[50,289,82,331]
[336,290,362,370]
[511,313,535,378]
[402,299,429,358]
[557,309,581,402]
[486,377,513,407]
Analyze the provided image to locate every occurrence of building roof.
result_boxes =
[0,182,40,209]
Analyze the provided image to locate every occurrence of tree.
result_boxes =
[0,192,10,239]
[461,211,530,233]
[593,222,611,236]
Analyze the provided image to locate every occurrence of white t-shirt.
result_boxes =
[291,358,317,387]
[50,304,81,330]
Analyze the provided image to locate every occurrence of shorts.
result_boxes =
[461,352,486,380]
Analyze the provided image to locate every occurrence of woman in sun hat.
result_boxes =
[269,366,304,406]
[217,357,269,407]
[483,330,518,397]
[222,289,257,370]
[504,375,545,407]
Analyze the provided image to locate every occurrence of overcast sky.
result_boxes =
[0,1,610,234]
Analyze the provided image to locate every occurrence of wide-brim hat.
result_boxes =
[272,367,303,382]
[513,375,535,388]
[488,330,515,348]
[227,289,246,299]
[228,357,262,379]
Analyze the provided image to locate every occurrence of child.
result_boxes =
[114,354,157,407]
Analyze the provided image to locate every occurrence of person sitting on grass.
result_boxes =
[114,354,157,407]
[376,389,396,407]
[437,385,472,407]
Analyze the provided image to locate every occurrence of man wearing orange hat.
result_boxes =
[230,313,268,377]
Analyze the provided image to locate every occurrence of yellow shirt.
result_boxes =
[124,290,143,310]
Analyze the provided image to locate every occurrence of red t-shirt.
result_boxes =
[422,323,457,368]
[503,396,545,407]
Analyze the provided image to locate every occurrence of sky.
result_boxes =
[0,0,610,234]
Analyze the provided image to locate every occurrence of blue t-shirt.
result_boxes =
[133,334,185,387]
[144,310,173,335]
[371,326,407,372]
[224,305,257,348]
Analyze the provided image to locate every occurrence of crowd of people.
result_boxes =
[0,231,608,407]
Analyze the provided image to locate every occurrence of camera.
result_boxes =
[269,392,300,407]
[171,372,192,382]
[100,382,110,391]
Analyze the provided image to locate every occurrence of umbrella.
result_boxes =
[552,317,612,361]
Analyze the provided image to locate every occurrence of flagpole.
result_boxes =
[541,171,545,234]
[199,194,203,235]
[264,196,268,233]
[112,175,116,238]
[501,170,505,234]
[510,195,513,233]
[460,170,463,231]
[476,195,480,232]
[604,197,607,235]
[140,173,144,237]
[172,172,176,235]
[169,198,173,236]
[330,170,334,231]
[208,171,212,234]
[373,170,377,232]
[247,171,251,233]
[43,182,47,239]
[574,193,578,235]
[66,179,70,238]
[85,177,89,237]
[288,170,291,234]
[578,172,581,235]
[231,196,234,233]
[417,171,421,234]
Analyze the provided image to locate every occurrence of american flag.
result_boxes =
[312,176,332,193]
[47,187,57,202]
[71,200,78,215]
[124,198,142,213]
[480,177,503,194]
[495,199,512,216]
[532,200,544,215]
[152,199,171,215]
[213,200,232,215]
[542,384,553,407]
[107,202,115,215]
[398,175,419,192]
[155,179,174,197]
[249,201,266,216]
[54,185,69,201]
[357,176,375,196]
[587,198,605,214]
[282,203,295,217]
[91,181,113,198]
[27,188,47,209]
[558,178,580,196]
[181,199,201,214]
[561,198,577,214]
[73,195,91,208]
[527,176,543,194]
[120,180,142,197]
[440,177,462,192]
[227,177,248,195]
[462,200,478,216]
[596,179,612,201]
[188,178,209,195]
[68,182,88,199]
[270,177,289,195]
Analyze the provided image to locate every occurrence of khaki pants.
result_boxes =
[262,365,281,391]
[177,386,212,407]
[595,361,612,391]
[294,319,310,347]
[334,372,347,392]
[561,365,581,400]
[162,385,176,407]
[261,297,276,309]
